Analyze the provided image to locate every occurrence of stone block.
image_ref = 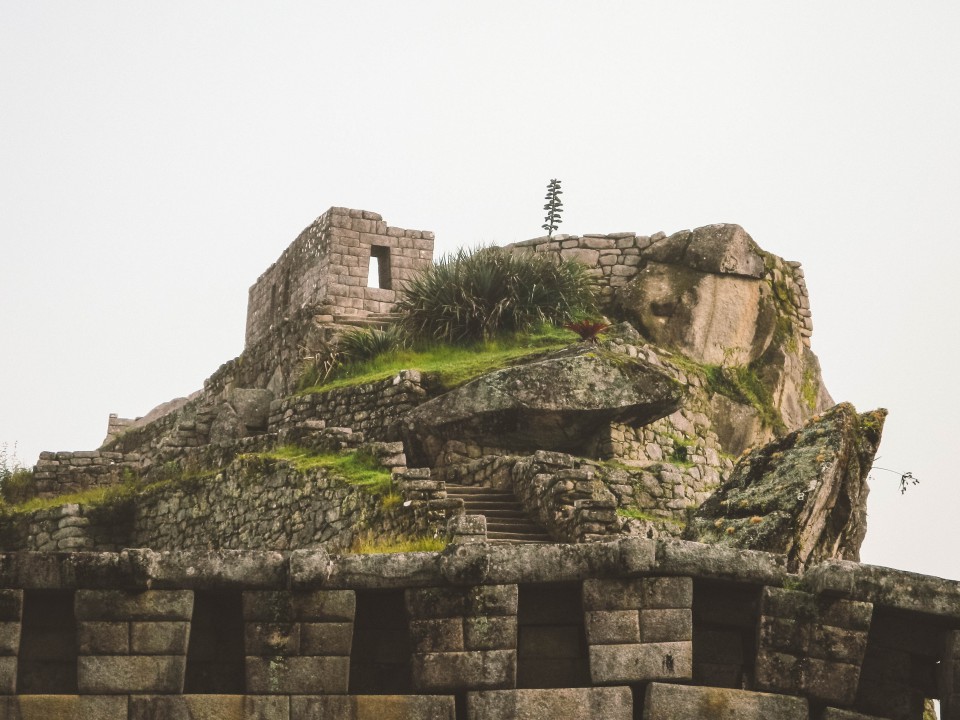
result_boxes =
[0,592,22,622]
[804,657,861,705]
[642,577,693,609]
[129,695,289,720]
[582,578,644,611]
[585,610,640,645]
[79,621,129,655]
[242,590,355,623]
[639,608,691,643]
[412,650,516,692]
[467,687,632,720]
[0,657,15,694]
[245,655,350,694]
[291,695,455,719]
[75,590,193,621]
[244,622,300,656]
[78,655,186,693]
[299,622,353,656]
[588,641,692,684]
[464,616,517,651]
[410,619,464,653]
[130,621,190,655]
[0,623,21,655]
[643,682,808,720]
[821,710,890,720]
[0,695,128,720]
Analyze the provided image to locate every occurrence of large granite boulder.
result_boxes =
[684,403,886,572]
[402,346,683,465]
[618,224,776,367]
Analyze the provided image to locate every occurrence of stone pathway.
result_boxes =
[445,484,552,543]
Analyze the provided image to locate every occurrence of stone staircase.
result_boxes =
[446,484,552,544]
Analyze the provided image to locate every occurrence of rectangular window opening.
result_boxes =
[368,245,392,290]
[692,579,761,689]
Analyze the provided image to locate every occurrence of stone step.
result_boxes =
[446,483,550,544]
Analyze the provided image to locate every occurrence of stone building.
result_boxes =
[244,207,435,349]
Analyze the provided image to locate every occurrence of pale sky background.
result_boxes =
[1,3,958,580]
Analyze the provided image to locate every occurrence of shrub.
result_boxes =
[338,325,406,364]
[396,246,597,343]
[564,319,610,343]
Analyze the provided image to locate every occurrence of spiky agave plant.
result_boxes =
[564,319,611,343]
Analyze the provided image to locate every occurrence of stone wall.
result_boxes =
[31,451,141,499]
[0,541,955,719]
[245,207,434,349]
[3,455,445,555]
[505,226,812,347]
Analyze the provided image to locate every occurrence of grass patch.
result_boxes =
[302,326,576,394]
[251,446,393,494]
[349,535,447,554]
[3,482,139,515]
[617,507,684,527]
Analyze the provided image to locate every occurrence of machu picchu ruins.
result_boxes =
[0,206,953,720]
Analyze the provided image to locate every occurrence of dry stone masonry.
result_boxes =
[0,206,949,718]
[0,542,954,719]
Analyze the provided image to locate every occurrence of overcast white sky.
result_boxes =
[1,2,958,580]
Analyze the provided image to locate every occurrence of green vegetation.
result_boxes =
[338,325,407,364]
[251,446,393,494]
[396,245,596,343]
[302,325,576,394]
[800,364,818,412]
[0,443,35,505]
[617,507,684,527]
[349,534,447,554]
[541,178,563,237]
[667,353,785,435]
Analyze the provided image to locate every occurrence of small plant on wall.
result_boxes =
[542,178,563,237]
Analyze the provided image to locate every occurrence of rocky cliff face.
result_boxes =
[684,403,886,571]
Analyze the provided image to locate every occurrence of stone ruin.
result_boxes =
[0,207,954,720]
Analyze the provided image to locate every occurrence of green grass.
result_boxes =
[2,482,139,514]
[302,326,577,394]
[251,446,393,494]
[617,507,684,527]
[349,535,447,554]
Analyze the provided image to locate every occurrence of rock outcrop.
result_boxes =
[684,403,886,572]
[403,346,683,465]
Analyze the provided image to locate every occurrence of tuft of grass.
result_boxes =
[252,446,393,494]
[4,482,138,515]
[302,325,576,394]
[349,535,447,554]
[395,245,598,344]
[617,507,684,527]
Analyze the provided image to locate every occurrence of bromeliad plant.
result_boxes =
[396,246,597,343]
[564,319,610,343]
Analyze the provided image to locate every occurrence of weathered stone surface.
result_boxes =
[0,695,129,720]
[589,641,692,683]
[129,695,288,720]
[655,539,788,585]
[685,403,885,571]
[128,550,288,590]
[804,559,960,619]
[644,224,767,279]
[467,687,632,720]
[75,590,193,621]
[643,682,808,719]
[78,655,186,693]
[244,656,350,694]
[619,262,775,366]
[403,346,682,462]
[412,650,516,691]
[291,695,455,720]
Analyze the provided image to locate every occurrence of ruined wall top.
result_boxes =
[244,207,435,349]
